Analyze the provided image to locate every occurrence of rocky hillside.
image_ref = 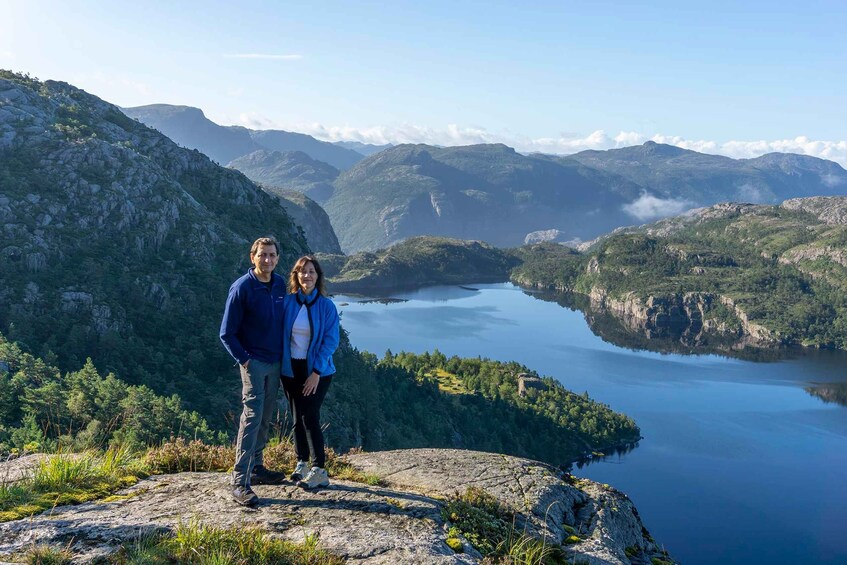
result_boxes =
[513,197,847,351]
[325,142,847,253]
[119,103,262,165]
[228,149,339,203]
[567,141,847,204]
[0,71,309,418]
[274,188,342,254]
[123,104,364,170]
[334,140,394,156]
[0,449,676,565]
[325,143,639,252]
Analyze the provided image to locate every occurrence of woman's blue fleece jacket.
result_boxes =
[219,269,287,365]
[281,289,339,378]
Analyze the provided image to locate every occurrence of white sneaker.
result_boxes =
[298,466,329,489]
[290,460,309,482]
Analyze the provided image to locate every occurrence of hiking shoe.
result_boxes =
[290,460,309,482]
[232,485,258,507]
[251,465,286,485]
[298,467,329,489]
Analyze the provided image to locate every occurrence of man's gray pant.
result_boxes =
[232,358,281,487]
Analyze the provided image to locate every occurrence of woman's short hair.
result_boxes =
[289,255,326,296]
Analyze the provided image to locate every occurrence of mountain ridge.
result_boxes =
[122,103,363,170]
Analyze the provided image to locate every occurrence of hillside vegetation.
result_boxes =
[321,236,520,293]
[513,199,847,349]
[0,329,638,467]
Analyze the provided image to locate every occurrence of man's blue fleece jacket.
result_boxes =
[219,268,287,365]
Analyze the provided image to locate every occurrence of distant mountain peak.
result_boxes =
[122,103,364,170]
[124,103,206,119]
[639,140,689,157]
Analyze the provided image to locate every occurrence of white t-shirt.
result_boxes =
[291,304,311,359]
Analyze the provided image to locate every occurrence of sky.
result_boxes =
[1,0,846,165]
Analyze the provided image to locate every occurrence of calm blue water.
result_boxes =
[334,283,847,565]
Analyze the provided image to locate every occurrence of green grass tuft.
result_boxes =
[24,544,74,564]
[1,448,148,522]
[113,521,345,565]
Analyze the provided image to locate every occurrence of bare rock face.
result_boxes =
[350,449,672,565]
[782,196,847,225]
[0,449,675,564]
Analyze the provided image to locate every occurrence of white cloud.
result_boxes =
[0,50,14,60]
[649,135,847,168]
[822,174,845,187]
[614,131,645,146]
[223,53,302,60]
[622,192,693,221]
[237,112,275,129]
[735,183,766,203]
[216,115,847,168]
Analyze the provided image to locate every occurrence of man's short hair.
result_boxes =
[250,236,279,256]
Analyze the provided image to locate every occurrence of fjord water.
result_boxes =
[335,283,847,565]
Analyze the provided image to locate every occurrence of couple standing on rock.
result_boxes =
[219,237,340,507]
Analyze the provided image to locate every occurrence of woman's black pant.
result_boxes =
[282,359,332,468]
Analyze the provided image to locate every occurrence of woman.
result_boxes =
[281,255,340,489]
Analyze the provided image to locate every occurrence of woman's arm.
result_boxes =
[312,298,340,376]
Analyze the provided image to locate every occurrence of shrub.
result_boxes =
[442,487,564,564]
[145,438,233,474]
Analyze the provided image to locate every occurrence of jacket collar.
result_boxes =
[296,288,319,306]
[248,268,281,288]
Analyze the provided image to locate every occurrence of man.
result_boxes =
[220,236,287,506]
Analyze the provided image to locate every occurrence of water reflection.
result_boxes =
[573,441,640,470]
[524,289,799,362]
[806,383,847,406]
[357,297,408,305]
[340,303,518,340]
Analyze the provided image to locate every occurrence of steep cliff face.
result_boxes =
[272,189,342,254]
[0,71,308,410]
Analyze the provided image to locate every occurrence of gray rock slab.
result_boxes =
[0,471,474,564]
[348,448,673,565]
[0,449,676,564]
[0,453,50,484]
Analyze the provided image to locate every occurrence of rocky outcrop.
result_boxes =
[0,449,675,564]
[524,229,565,245]
[782,196,847,225]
